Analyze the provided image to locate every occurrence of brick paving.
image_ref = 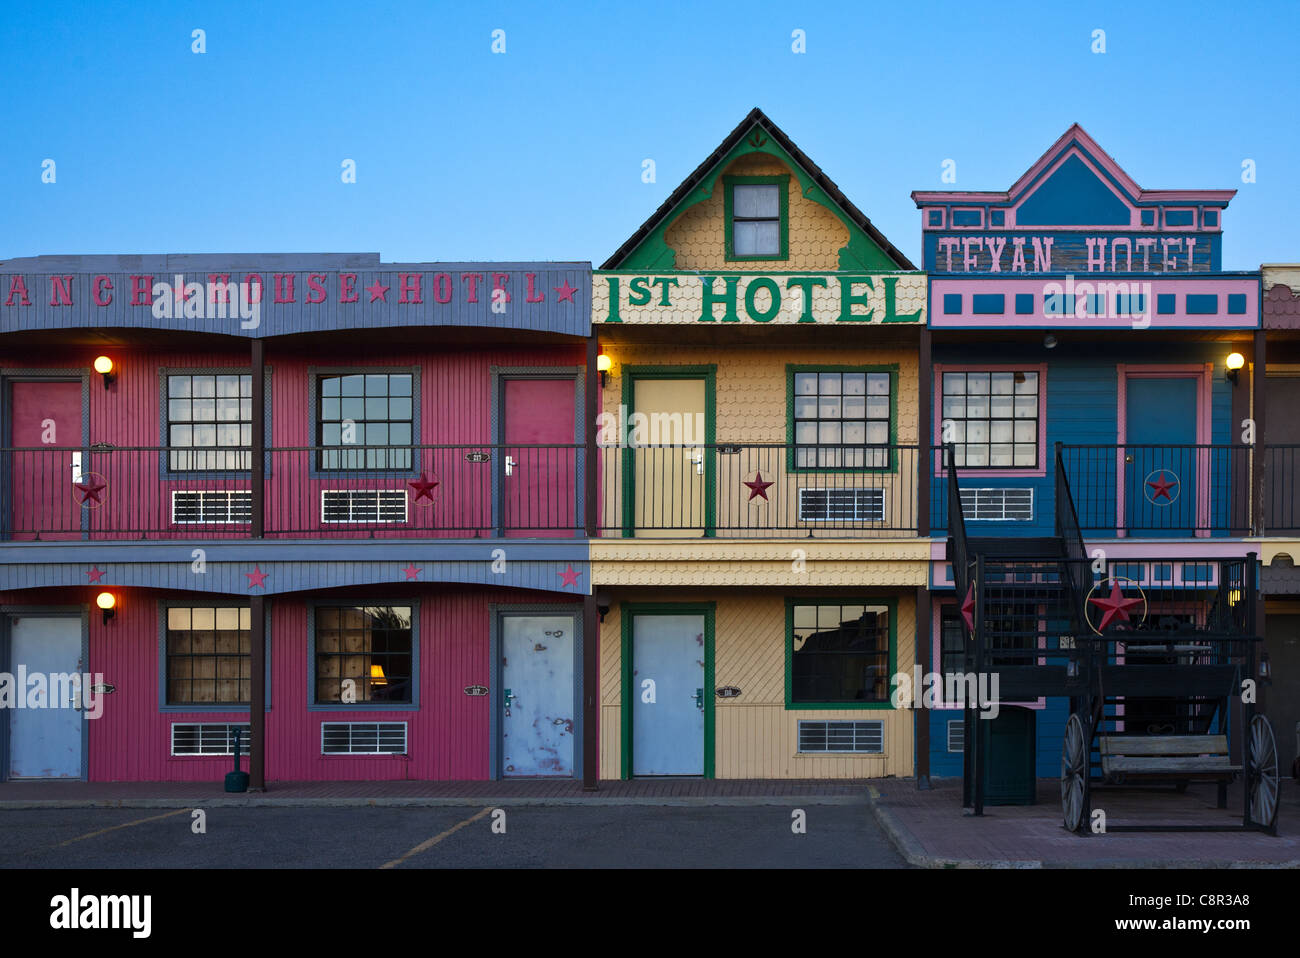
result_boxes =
[0,777,871,807]
[869,776,1300,867]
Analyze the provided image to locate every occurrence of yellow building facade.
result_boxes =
[590,109,931,779]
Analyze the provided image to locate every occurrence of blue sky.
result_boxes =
[2,0,1297,269]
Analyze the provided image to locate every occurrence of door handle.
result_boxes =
[687,449,704,475]
[694,688,704,709]
[503,688,514,708]
[505,455,516,477]
[71,451,83,484]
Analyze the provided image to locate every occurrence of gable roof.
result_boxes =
[912,123,1236,208]
[602,107,915,270]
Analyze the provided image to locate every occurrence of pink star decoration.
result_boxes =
[245,566,268,589]
[1147,471,1177,502]
[743,472,774,502]
[558,564,581,588]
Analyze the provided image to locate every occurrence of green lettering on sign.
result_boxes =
[604,276,621,322]
[744,277,781,322]
[837,276,876,322]
[699,276,740,322]
[628,276,652,307]
[881,276,921,323]
[784,276,827,322]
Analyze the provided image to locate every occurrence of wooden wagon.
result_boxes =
[1060,632,1280,834]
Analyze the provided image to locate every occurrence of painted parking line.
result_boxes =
[379,806,493,869]
[54,808,191,848]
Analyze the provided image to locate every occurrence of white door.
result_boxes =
[632,614,706,776]
[9,616,83,779]
[501,615,575,776]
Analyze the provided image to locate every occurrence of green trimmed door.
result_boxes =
[630,377,710,536]
[631,613,706,776]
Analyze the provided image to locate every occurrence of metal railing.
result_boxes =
[596,443,922,537]
[1059,444,1252,537]
[0,444,584,538]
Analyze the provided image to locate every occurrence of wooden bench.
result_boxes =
[1100,735,1239,806]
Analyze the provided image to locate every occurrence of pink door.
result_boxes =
[503,378,577,537]
[10,381,83,540]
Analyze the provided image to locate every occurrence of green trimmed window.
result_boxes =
[725,175,788,260]
[792,369,893,469]
[789,602,891,705]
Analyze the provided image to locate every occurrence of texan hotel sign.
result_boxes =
[0,262,590,337]
[594,272,926,325]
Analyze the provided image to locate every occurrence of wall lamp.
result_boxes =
[595,591,612,622]
[96,591,116,625]
[596,353,612,389]
[1043,334,1058,350]
[1225,351,1245,385]
[93,355,116,389]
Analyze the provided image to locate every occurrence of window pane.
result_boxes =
[794,374,818,396]
[733,184,779,218]
[734,221,779,256]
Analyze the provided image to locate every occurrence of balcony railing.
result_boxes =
[596,443,922,537]
[0,444,583,539]
[1059,444,1253,537]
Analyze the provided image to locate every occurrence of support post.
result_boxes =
[250,339,265,538]
[248,594,266,791]
[1253,330,1267,534]
[914,586,931,789]
[972,553,984,817]
[582,593,599,791]
[582,336,600,791]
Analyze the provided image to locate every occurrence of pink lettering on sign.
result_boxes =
[274,274,296,303]
[938,237,960,271]
[984,237,1005,273]
[244,274,264,305]
[339,273,358,303]
[5,275,31,307]
[492,272,510,303]
[961,238,982,272]
[1010,238,1027,272]
[307,273,327,304]
[461,272,484,303]
[208,274,231,304]
[93,275,113,306]
[131,275,153,306]
[399,273,422,304]
[49,275,74,307]
[433,273,453,304]
[525,273,545,303]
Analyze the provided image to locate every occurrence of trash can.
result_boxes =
[979,706,1037,805]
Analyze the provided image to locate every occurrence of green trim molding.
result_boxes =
[618,364,717,537]
[783,597,899,710]
[785,364,899,474]
[724,174,789,262]
[617,123,900,272]
[619,602,717,780]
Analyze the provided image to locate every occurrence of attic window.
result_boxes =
[726,175,788,260]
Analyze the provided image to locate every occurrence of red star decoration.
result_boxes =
[74,478,106,504]
[245,566,268,589]
[558,564,581,588]
[1147,471,1177,502]
[743,472,774,502]
[960,583,975,631]
[1088,581,1143,631]
[402,564,422,581]
[366,279,390,302]
[553,280,577,303]
[409,472,440,502]
[86,566,106,583]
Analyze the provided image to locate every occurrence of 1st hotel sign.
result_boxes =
[594,272,926,325]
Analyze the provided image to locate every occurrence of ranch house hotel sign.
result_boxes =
[0,254,590,338]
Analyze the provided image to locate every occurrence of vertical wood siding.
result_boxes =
[1,344,583,539]
[1,585,571,782]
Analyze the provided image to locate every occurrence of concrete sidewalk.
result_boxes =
[0,777,872,809]
[867,776,1300,868]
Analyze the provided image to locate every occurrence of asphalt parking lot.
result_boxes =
[0,803,908,869]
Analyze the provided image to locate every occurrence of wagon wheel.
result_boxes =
[1061,713,1089,832]
[1247,715,1280,832]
